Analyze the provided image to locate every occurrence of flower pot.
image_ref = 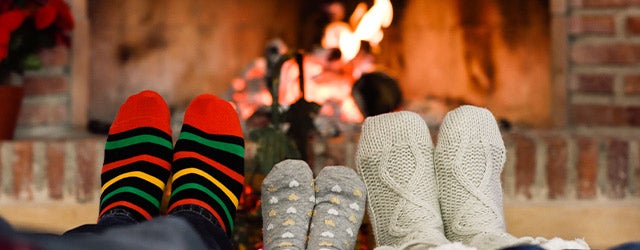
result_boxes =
[0,85,25,140]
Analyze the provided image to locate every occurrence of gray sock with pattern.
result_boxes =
[308,166,367,250]
[262,159,316,250]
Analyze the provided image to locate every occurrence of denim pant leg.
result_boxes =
[63,208,138,236]
[169,204,232,250]
[501,244,545,250]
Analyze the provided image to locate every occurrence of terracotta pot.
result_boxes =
[0,85,25,140]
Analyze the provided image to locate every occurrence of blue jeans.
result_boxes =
[0,205,231,250]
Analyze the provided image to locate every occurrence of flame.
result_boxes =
[353,0,392,52]
[353,10,382,41]
[323,1,393,62]
[375,0,393,28]
[349,3,369,28]
[339,29,361,61]
[235,2,394,123]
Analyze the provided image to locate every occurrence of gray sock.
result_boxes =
[307,166,366,250]
[262,159,315,250]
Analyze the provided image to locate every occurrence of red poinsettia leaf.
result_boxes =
[0,10,29,32]
[34,4,57,30]
[0,29,9,46]
[50,0,74,30]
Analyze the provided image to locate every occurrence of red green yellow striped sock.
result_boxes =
[99,90,173,222]
[168,94,245,236]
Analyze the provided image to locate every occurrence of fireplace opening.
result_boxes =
[87,0,553,132]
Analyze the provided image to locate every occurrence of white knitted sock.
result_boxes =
[261,159,316,250]
[307,166,366,250]
[434,105,518,249]
[356,111,450,248]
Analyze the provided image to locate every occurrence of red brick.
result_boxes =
[571,0,635,8]
[570,104,626,126]
[571,43,640,65]
[625,106,640,126]
[512,133,536,199]
[22,76,69,96]
[627,16,640,35]
[76,139,98,201]
[12,141,33,200]
[574,74,614,94]
[570,15,615,35]
[17,102,69,126]
[46,141,65,199]
[576,137,598,199]
[545,136,567,199]
[607,138,628,198]
[37,45,69,66]
[623,75,640,95]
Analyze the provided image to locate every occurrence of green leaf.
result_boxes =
[22,54,42,70]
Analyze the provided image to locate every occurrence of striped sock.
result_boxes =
[168,94,245,237]
[99,90,173,222]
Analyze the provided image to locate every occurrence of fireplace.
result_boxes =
[3,1,640,249]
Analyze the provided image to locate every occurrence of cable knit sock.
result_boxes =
[99,90,173,222]
[261,159,315,250]
[356,111,450,248]
[168,94,245,237]
[434,105,519,249]
[308,166,366,250]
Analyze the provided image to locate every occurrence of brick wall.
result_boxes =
[15,45,74,139]
[569,0,640,127]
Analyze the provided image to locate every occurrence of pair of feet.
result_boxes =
[261,160,367,250]
[98,90,244,238]
[356,106,517,250]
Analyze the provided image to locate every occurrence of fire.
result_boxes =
[230,2,392,125]
[324,0,393,61]
[277,1,393,122]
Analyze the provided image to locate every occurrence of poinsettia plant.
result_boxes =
[0,0,74,82]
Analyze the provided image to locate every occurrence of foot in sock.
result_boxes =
[167,94,245,237]
[434,106,591,250]
[308,166,366,250]
[99,90,173,223]
[434,105,517,249]
[261,159,315,250]
[356,111,450,248]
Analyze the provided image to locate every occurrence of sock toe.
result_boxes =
[182,94,242,137]
[110,90,172,135]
